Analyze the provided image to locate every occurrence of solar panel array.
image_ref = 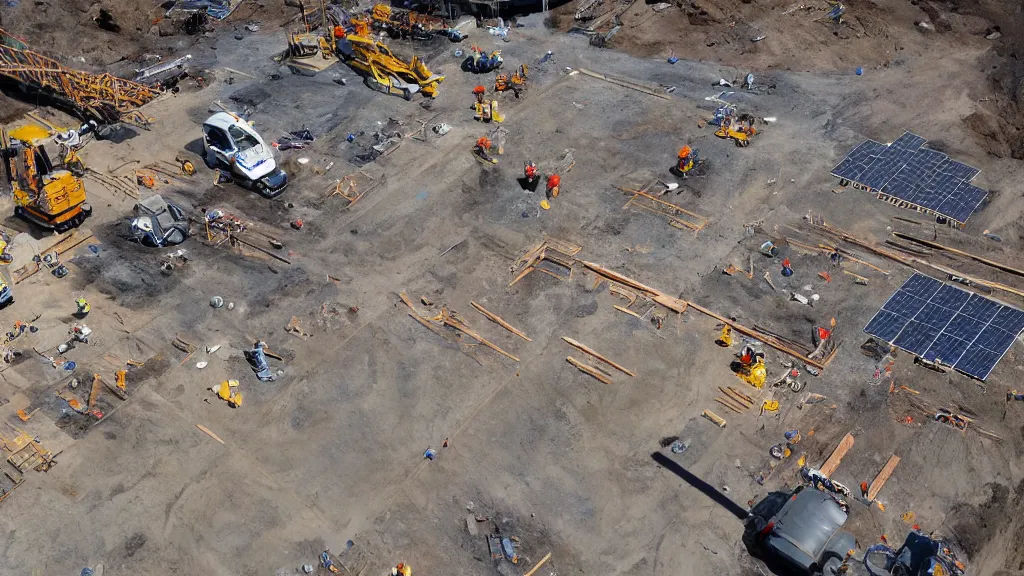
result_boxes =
[864,273,1024,380]
[831,132,987,224]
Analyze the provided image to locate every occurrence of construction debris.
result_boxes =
[0,29,158,126]
[509,237,582,287]
[618,184,709,232]
[286,316,312,339]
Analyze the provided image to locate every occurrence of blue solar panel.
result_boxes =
[864,311,910,342]
[831,132,986,223]
[893,321,940,352]
[956,347,1001,380]
[901,273,942,299]
[959,293,1001,323]
[890,132,927,153]
[831,140,886,182]
[864,273,1024,380]
[944,314,987,341]
[922,333,970,365]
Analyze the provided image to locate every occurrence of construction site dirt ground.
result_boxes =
[4,1,1024,575]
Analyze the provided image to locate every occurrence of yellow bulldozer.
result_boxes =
[336,26,444,100]
[1,129,91,232]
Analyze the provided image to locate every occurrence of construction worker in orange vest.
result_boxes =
[673,145,701,177]
[475,137,496,164]
[523,160,539,191]
[546,174,560,199]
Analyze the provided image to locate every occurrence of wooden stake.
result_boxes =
[196,424,225,445]
[524,553,552,576]
[867,454,900,500]
[470,301,531,341]
[819,432,854,477]
[566,356,612,384]
[561,337,636,377]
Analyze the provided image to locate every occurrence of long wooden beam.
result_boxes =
[577,68,670,100]
[524,553,552,576]
[867,454,900,500]
[818,224,1024,299]
[818,432,854,477]
[892,232,1024,278]
[471,301,531,341]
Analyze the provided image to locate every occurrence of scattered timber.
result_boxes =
[566,356,612,384]
[561,337,636,377]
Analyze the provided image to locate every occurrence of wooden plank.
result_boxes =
[470,301,531,341]
[88,374,102,409]
[867,454,901,500]
[818,432,855,477]
[702,409,726,427]
[561,337,636,377]
[196,424,225,444]
[566,356,612,384]
[524,553,552,576]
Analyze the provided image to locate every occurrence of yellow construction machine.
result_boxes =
[714,113,759,147]
[0,129,91,232]
[336,27,444,99]
[368,4,439,40]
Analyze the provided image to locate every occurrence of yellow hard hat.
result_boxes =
[540,199,551,210]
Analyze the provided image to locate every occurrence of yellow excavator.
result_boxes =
[335,21,444,99]
[0,129,91,232]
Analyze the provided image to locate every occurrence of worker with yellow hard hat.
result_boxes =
[74,297,90,318]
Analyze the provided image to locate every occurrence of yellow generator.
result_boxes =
[1,130,91,232]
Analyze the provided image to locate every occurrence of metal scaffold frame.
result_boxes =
[0,29,160,127]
